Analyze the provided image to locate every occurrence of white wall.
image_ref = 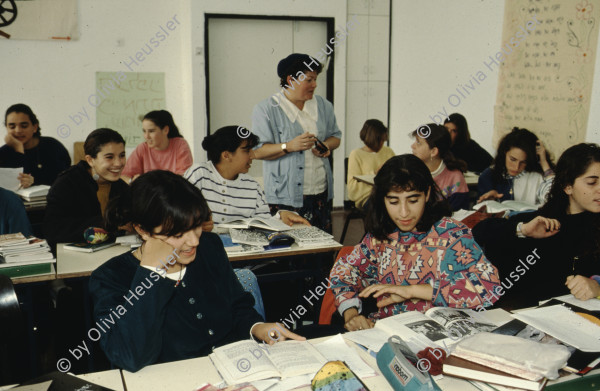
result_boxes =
[389,0,505,155]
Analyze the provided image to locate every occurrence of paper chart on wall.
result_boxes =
[95,72,166,147]
[494,0,600,157]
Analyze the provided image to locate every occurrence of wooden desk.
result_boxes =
[78,369,125,390]
[10,264,56,285]
[56,244,129,279]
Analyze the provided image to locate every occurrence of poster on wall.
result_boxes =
[0,0,78,40]
[95,72,166,147]
[494,0,600,157]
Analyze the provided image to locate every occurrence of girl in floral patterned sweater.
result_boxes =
[330,154,500,331]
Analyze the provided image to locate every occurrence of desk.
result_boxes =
[228,242,342,262]
[78,369,125,390]
[10,265,56,285]
[55,244,129,279]
[354,172,479,187]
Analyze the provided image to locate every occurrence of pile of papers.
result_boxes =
[0,233,55,278]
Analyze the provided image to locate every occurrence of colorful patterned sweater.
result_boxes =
[330,217,501,320]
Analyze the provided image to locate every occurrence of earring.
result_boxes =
[92,170,100,181]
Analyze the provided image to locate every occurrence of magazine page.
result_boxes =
[375,311,449,347]
[425,307,498,340]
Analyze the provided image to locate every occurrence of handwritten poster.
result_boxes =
[95,72,166,147]
[0,0,78,40]
[494,0,600,157]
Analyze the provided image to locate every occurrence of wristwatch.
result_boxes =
[281,143,289,154]
[516,222,526,238]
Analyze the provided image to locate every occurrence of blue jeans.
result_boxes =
[0,188,33,236]
[234,268,265,320]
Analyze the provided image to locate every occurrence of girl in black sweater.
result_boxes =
[473,143,600,308]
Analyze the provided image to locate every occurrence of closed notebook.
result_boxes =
[442,355,547,391]
[63,241,117,253]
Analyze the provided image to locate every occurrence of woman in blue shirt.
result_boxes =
[252,53,342,233]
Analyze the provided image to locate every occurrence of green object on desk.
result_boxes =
[545,373,600,390]
[0,262,52,278]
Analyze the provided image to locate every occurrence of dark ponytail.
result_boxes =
[143,110,182,138]
[411,123,467,172]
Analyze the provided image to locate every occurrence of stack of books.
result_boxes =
[0,233,55,278]
[15,185,50,208]
[286,226,337,248]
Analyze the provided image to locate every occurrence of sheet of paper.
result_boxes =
[314,334,376,378]
[555,294,600,311]
[343,327,390,353]
[0,167,23,191]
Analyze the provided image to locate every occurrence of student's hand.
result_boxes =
[521,216,560,238]
[117,223,134,233]
[4,133,24,154]
[536,140,548,165]
[138,235,178,271]
[288,132,316,153]
[360,284,412,307]
[251,322,306,345]
[280,211,310,226]
[477,190,504,203]
[343,308,374,331]
[18,173,34,188]
[566,275,600,301]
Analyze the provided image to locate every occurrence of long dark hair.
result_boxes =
[4,103,42,137]
[106,170,211,237]
[411,123,467,172]
[364,154,451,240]
[540,143,600,217]
[444,113,470,147]
[143,110,182,138]
[202,126,259,165]
[490,127,554,184]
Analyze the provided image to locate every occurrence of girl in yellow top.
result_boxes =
[347,119,395,209]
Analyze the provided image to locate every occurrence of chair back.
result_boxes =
[0,274,20,326]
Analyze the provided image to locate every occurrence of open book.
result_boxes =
[216,216,291,231]
[473,200,538,213]
[344,307,506,354]
[209,339,327,385]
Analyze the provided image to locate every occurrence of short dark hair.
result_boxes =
[202,126,259,165]
[84,128,126,158]
[5,103,42,137]
[411,123,467,172]
[490,127,554,184]
[364,154,451,240]
[143,110,182,138]
[106,170,211,237]
[444,113,470,147]
[359,119,388,151]
[278,53,323,88]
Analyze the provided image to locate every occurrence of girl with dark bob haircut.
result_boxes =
[347,119,395,209]
[473,143,600,307]
[43,128,128,249]
[185,125,307,227]
[411,123,469,211]
[1,103,70,187]
[477,127,555,206]
[443,113,492,173]
[330,154,500,331]
[90,170,304,372]
[122,109,193,181]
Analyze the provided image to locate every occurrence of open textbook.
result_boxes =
[209,339,327,385]
[344,307,507,354]
[473,200,538,213]
[216,216,291,231]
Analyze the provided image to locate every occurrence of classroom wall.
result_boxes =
[389,0,505,155]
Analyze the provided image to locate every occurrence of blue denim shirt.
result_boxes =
[251,95,342,208]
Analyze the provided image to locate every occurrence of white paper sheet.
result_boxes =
[0,167,23,191]
[314,334,377,378]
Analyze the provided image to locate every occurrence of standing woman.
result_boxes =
[330,155,500,331]
[252,53,342,232]
[43,128,128,249]
[411,124,469,211]
[473,143,600,307]
[122,110,193,181]
[90,170,303,372]
[1,104,70,187]
[443,113,493,174]
[477,127,555,205]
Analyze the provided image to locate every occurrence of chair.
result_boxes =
[318,246,354,325]
[0,274,21,381]
[340,158,365,244]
